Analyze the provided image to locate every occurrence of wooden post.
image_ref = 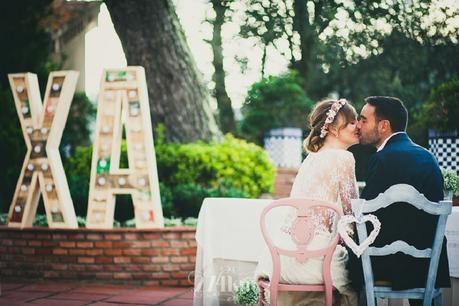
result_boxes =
[7,71,79,228]
[86,67,164,228]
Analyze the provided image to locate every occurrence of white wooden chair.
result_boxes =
[351,184,452,306]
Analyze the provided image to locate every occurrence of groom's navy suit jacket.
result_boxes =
[349,133,450,290]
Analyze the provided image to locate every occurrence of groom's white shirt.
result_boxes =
[377,132,405,152]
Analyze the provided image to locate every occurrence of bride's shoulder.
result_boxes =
[314,148,353,157]
[318,149,355,164]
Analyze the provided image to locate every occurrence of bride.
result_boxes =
[255,98,360,305]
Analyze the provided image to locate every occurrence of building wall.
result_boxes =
[0,226,196,286]
[61,21,96,92]
[273,167,298,198]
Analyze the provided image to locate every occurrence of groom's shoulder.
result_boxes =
[382,139,436,162]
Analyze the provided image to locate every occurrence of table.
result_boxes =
[193,198,277,306]
[445,206,459,278]
[193,199,459,306]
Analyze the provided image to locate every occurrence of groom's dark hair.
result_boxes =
[364,96,408,132]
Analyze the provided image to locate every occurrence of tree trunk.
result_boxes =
[210,0,235,134]
[261,45,267,78]
[105,0,221,143]
[293,0,315,85]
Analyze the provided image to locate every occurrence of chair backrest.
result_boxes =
[351,184,452,303]
[260,198,343,285]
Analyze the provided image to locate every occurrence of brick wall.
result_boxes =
[0,226,196,286]
[273,167,298,198]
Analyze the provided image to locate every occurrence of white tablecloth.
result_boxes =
[193,198,279,306]
[446,206,459,278]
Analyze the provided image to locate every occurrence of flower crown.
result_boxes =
[320,99,347,138]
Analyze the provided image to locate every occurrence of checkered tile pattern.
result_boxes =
[429,137,459,172]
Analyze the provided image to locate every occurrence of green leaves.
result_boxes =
[419,77,459,132]
[63,134,275,220]
[239,70,314,144]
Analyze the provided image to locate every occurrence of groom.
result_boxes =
[349,96,450,304]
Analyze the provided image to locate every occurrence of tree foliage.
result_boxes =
[238,0,459,146]
[417,76,459,133]
[239,70,314,145]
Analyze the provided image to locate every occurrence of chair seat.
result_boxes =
[258,279,339,292]
[372,286,442,300]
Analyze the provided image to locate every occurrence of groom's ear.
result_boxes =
[379,119,392,133]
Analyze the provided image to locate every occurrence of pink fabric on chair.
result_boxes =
[258,198,343,306]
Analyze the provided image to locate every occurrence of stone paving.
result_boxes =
[0,281,193,306]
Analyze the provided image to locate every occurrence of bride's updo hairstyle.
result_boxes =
[304,98,357,153]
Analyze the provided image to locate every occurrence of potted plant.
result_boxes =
[233,279,260,306]
[441,168,459,205]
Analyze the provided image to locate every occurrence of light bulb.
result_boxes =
[16,85,24,93]
[45,184,53,192]
[41,163,49,171]
[14,205,21,213]
[20,184,28,192]
[40,128,48,135]
[118,177,126,186]
[130,108,139,116]
[21,106,29,114]
[99,159,107,168]
[26,127,33,134]
[138,178,146,186]
[52,83,60,91]
[131,124,141,132]
[97,177,106,186]
[105,91,114,99]
[27,163,34,171]
[34,145,41,153]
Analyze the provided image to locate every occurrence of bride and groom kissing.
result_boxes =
[255,96,450,305]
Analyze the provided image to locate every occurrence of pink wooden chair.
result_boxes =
[258,198,343,306]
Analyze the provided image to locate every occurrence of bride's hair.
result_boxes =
[304,98,357,153]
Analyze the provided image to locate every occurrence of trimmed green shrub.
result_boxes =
[156,134,275,198]
[63,134,275,220]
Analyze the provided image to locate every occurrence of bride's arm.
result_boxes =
[338,152,358,216]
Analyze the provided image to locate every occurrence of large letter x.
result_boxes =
[7,71,79,228]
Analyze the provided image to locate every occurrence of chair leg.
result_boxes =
[270,287,277,306]
[325,287,333,306]
[358,290,367,306]
[433,294,442,306]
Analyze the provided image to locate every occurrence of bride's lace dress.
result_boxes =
[255,149,358,305]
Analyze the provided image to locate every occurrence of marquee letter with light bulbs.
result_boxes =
[7,71,79,228]
[86,67,164,228]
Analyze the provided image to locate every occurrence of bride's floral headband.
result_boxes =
[320,99,347,138]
